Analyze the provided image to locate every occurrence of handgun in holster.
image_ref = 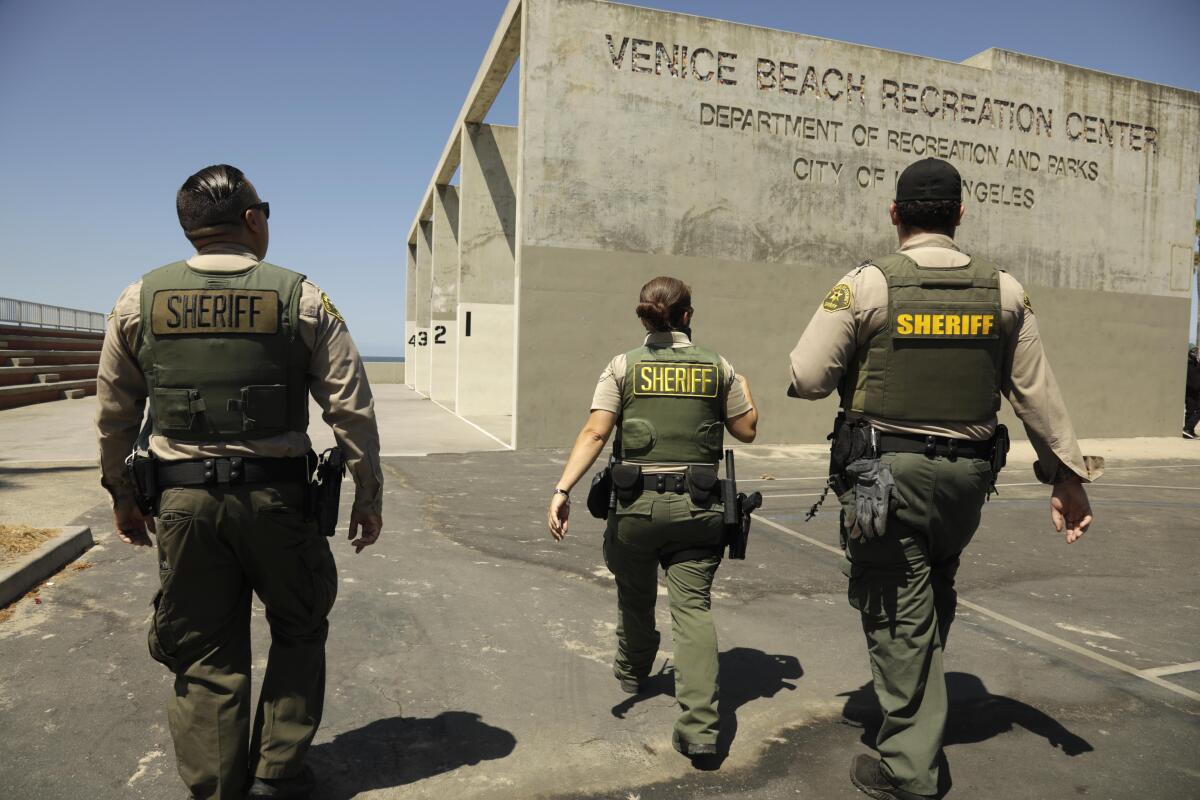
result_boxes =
[987,424,1010,497]
[126,453,159,516]
[308,448,345,537]
[722,449,763,560]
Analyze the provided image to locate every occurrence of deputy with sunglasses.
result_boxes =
[96,164,383,800]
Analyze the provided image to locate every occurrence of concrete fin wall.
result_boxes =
[431,185,461,409]
[404,244,417,387]
[412,221,433,395]
[458,123,518,427]
[514,0,1200,448]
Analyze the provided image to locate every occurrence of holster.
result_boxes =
[126,454,159,516]
[988,424,1010,494]
[309,448,345,537]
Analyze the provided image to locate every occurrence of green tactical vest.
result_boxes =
[619,342,725,464]
[840,252,1003,424]
[137,260,311,442]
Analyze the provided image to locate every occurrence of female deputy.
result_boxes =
[546,276,759,757]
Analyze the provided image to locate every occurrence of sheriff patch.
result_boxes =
[1022,293,1034,315]
[151,289,279,335]
[321,292,344,322]
[895,312,997,338]
[822,283,852,312]
[633,362,719,398]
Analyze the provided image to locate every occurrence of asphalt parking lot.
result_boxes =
[0,393,1197,799]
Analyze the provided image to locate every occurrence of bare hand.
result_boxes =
[349,510,382,553]
[1050,477,1092,544]
[114,498,155,547]
[548,493,570,541]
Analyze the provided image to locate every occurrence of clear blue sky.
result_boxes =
[1,0,1197,354]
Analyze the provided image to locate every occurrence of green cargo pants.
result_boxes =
[841,452,992,797]
[603,489,724,746]
[149,482,337,800]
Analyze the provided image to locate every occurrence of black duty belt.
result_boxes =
[640,473,690,494]
[636,472,722,504]
[877,432,991,460]
[156,456,309,488]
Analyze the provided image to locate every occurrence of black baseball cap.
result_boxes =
[895,158,961,202]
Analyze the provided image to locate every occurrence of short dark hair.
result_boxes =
[894,199,960,236]
[176,164,258,236]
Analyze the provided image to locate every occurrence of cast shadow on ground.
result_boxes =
[611,647,803,770]
[307,710,517,799]
[840,672,1093,796]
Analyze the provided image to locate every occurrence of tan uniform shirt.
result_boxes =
[591,330,752,472]
[96,247,384,515]
[789,233,1101,483]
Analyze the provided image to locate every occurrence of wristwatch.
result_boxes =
[553,488,571,502]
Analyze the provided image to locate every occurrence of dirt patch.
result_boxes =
[0,524,61,564]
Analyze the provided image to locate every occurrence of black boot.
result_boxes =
[849,754,931,800]
[248,765,316,799]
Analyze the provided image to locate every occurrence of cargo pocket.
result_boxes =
[148,588,181,672]
[240,384,289,432]
[300,544,338,625]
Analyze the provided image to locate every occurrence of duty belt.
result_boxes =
[877,432,991,460]
[156,456,309,487]
[638,473,722,502]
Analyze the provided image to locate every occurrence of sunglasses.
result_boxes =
[245,201,270,220]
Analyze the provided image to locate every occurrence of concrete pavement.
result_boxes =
[0,389,1197,798]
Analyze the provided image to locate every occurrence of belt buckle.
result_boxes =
[923,436,936,458]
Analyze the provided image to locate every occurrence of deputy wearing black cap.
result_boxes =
[788,158,1102,799]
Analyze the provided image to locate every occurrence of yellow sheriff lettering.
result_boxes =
[895,312,997,337]
[633,362,719,398]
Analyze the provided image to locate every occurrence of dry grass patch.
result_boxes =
[0,524,61,562]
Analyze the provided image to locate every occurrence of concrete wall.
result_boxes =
[458,123,519,421]
[431,185,461,409]
[412,221,433,394]
[364,361,406,384]
[513,0,1200,447]
[404,245,417,387]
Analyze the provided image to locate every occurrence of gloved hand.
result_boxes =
[842,458,896,541]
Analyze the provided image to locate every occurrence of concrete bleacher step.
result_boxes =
[0,334,105,351]
[37,373,62,384]
[0,325,104,341]
[0,364,97,387]
[0,378,97,411]
[2,349,101,366]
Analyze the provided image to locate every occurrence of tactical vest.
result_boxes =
[840,252,1003,424]
[137,260,310,442]
[619,343,725,464]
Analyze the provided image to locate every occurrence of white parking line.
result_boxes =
[1141,661,1200,678]
[754,513,1200,704]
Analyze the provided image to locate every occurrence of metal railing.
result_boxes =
[0,298,106,332]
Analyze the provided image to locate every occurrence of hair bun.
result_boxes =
[636,301,670,331]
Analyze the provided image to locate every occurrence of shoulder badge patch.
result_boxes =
[321,292,344,323]
[1022,293,1034,315]
[822,283,853,313]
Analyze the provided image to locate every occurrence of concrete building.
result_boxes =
[406,0,1200,448]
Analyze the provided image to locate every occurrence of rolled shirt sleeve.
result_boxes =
[301,283,384,516]
[95,282,147,505]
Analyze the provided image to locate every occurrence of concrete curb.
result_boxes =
[0,526,93,608]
